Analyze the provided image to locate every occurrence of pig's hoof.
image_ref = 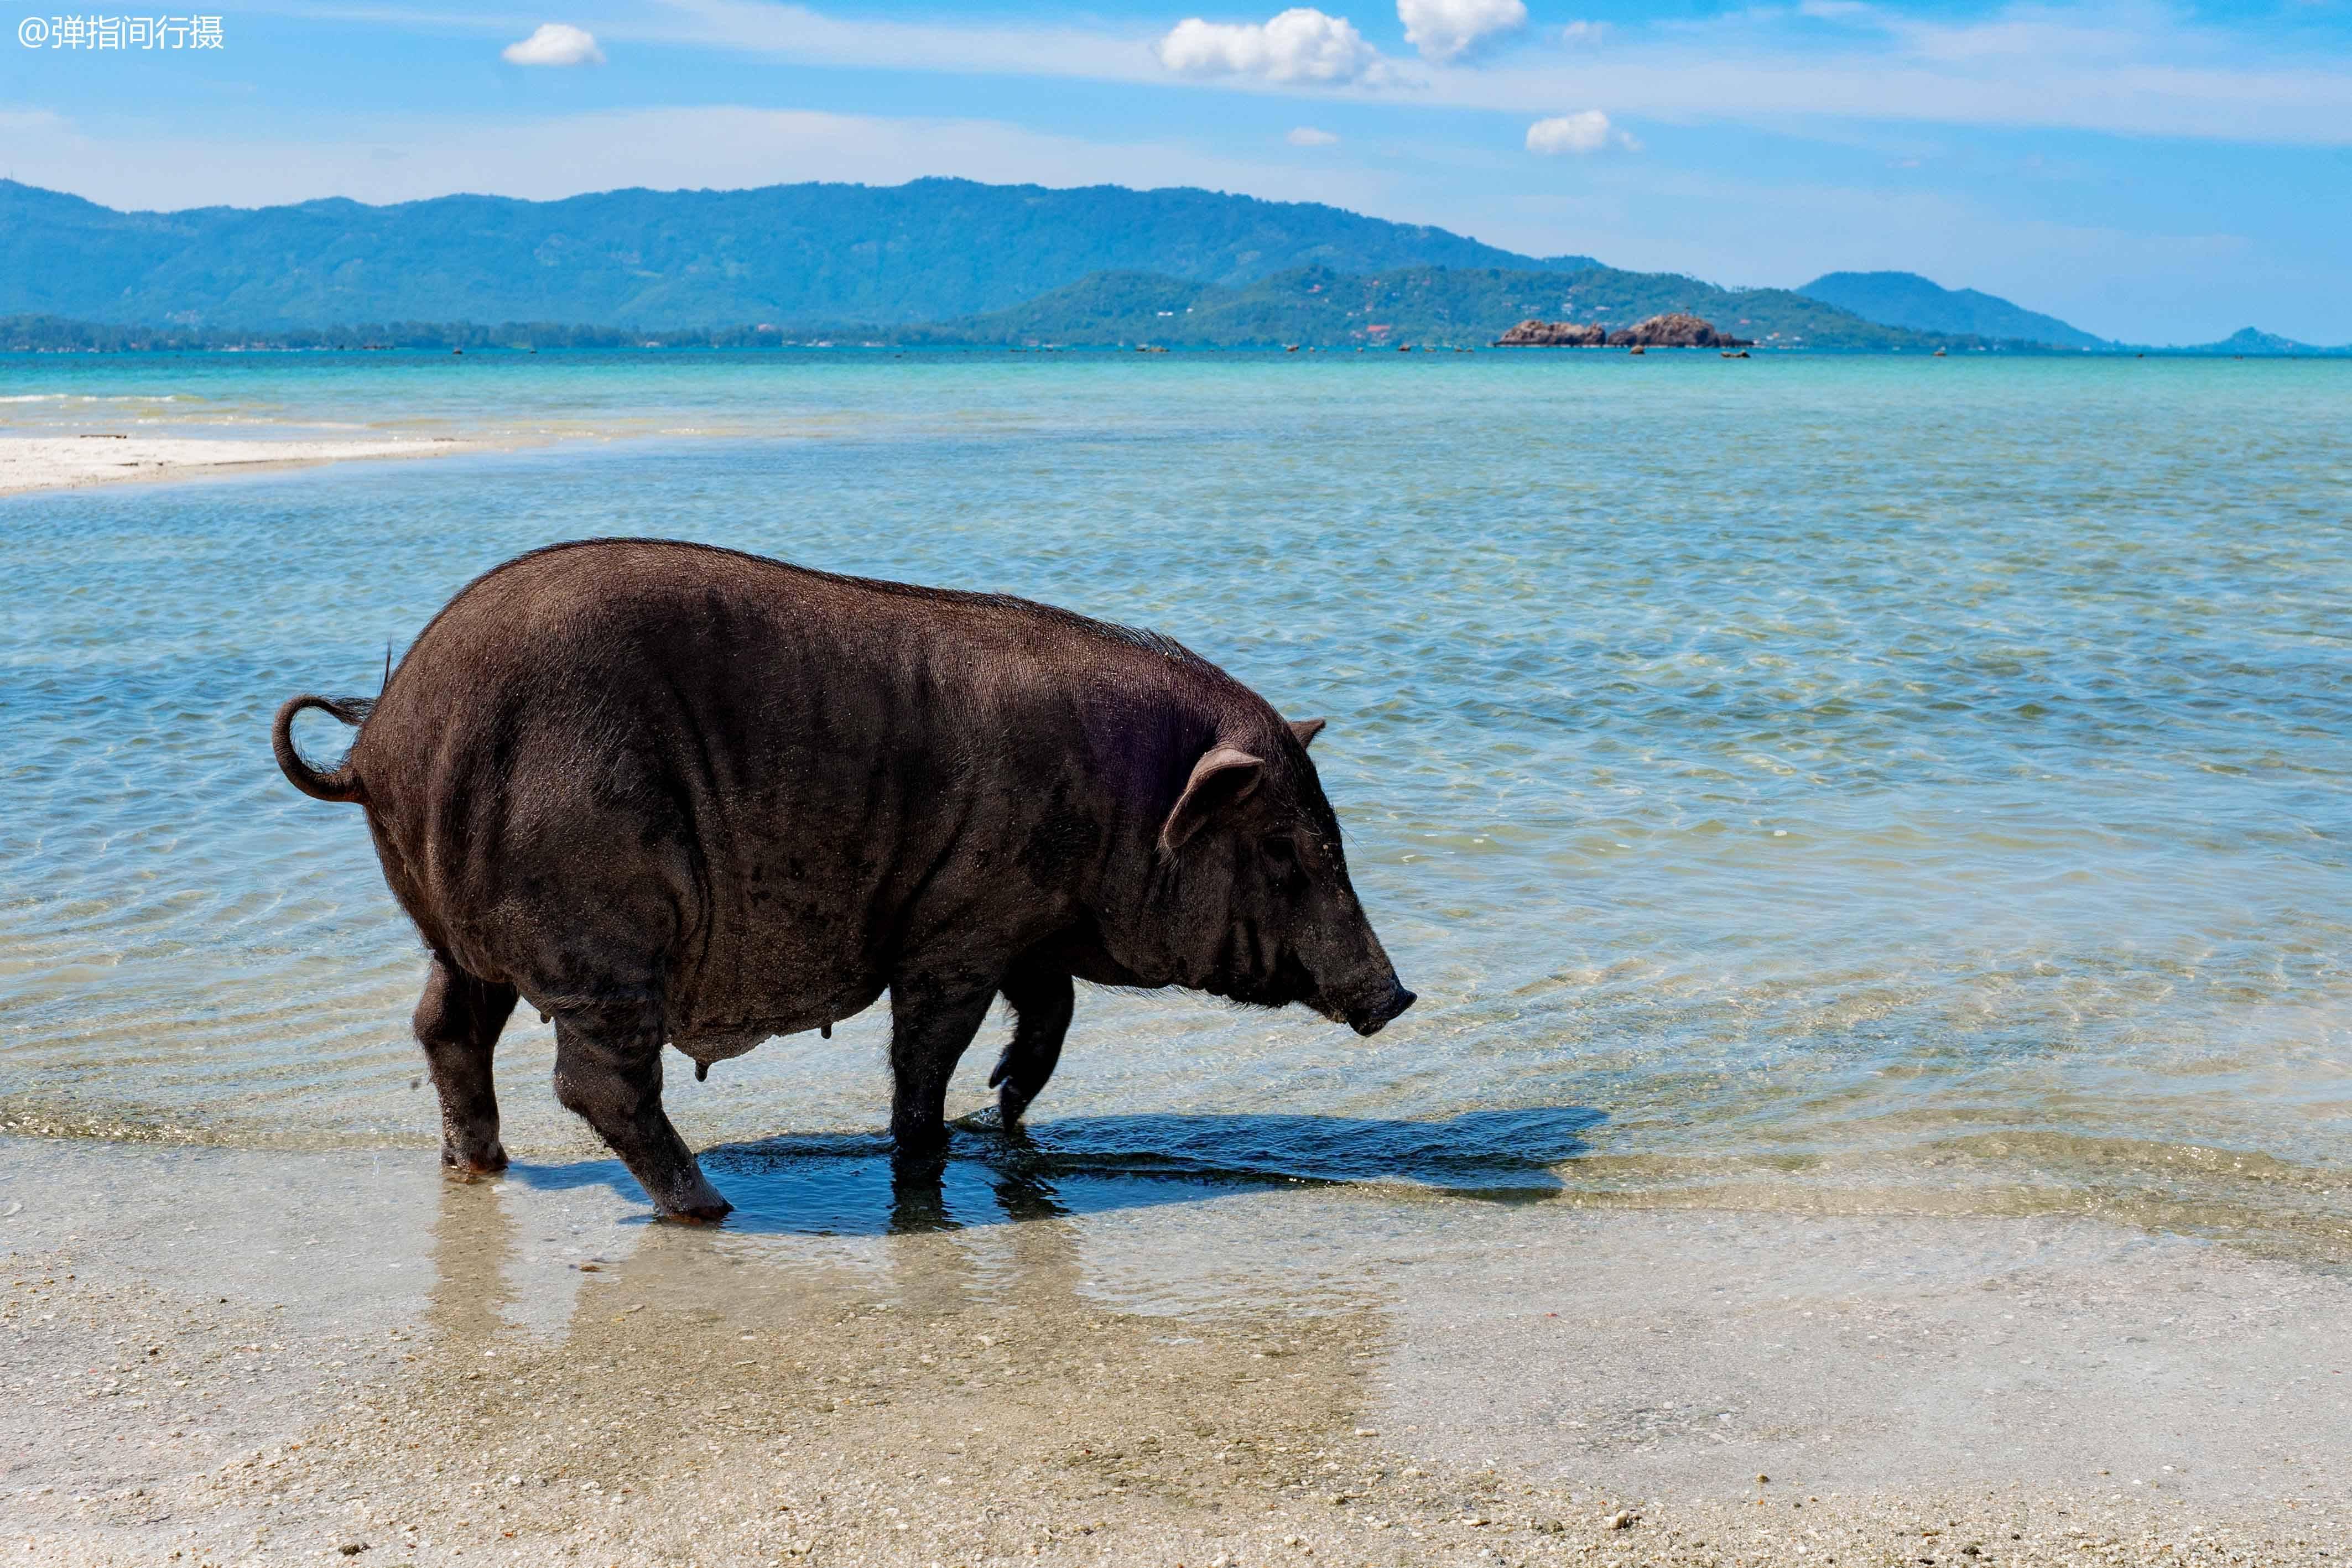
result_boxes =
[654,1170,732,1223]
[995,1084,1035,1127]
[441,1144,508,1180]
[891,1116,953,1155]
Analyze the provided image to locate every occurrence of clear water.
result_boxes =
[4,349,2349,1259]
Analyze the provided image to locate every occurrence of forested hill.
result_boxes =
[1798,271,2111,350]
[912,265,1988,351]
[0,178,1594,329]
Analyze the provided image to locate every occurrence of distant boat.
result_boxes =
[1628,345,1646,356]
[1934,347,1948,357]
[1285,344,1300,353]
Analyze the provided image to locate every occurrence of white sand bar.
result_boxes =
[0,434,476,497]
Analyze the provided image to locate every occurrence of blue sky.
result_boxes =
[2,0,2345,342]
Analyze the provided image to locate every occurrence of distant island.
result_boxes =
[0,178,2343,356]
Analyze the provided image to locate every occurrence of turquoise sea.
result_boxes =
[3,349,2348,1256]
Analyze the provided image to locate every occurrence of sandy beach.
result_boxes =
[3,1135,2345,1567]
[0,436,479,497]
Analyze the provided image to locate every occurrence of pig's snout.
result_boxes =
[1349,983,1416,1037]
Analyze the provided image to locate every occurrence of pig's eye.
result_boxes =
[1263,836,1307,890]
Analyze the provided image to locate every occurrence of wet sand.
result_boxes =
[0,436,479,497]
[3,1135,2346,1566]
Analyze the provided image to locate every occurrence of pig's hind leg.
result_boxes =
[415,953,518,1179]
[551,990,732,1222]
[988,961,1073,1127]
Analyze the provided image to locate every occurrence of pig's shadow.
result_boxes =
[505,1106,1605,1236]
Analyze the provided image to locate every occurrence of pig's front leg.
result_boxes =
[989,961,1073,1126]
[887,975,997,1153]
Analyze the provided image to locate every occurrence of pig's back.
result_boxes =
[345,539,1242,1031]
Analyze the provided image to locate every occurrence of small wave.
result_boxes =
[0,393,188,406]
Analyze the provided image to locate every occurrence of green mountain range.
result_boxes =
[1,178,2340,354]
[0,177,1593,330]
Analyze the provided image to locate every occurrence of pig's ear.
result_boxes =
[1287,718,1326,749]
[1161,745,1263,855]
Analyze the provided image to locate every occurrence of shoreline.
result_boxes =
[0,435,486,498]
[3,1135,2344,1566]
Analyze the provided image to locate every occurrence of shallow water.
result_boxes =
[4,349,2349,1260]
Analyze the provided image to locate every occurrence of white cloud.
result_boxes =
[1526,110,1635,155]
[1156,8,1384,84]
[1558,20,1608,48]
[1287,125,1342,145]
[1398,0,1527,62]
[501,23,604,66]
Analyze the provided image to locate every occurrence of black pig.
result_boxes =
[273,539,1413,1220]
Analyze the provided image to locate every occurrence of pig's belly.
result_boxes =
[670,979,888,1065]
[670,1027,780,1066]
[668,899,891,1062]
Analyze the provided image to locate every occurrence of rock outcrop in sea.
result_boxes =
[1496,312,1752,348]
[1494,319,1609,347]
